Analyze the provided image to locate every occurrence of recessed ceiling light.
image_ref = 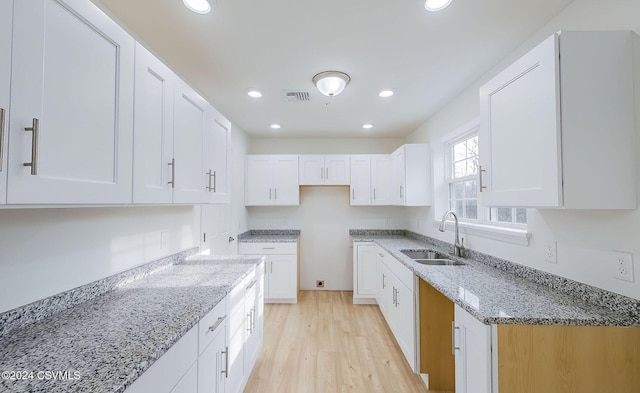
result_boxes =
[270,124,281,129]
[362,124,373,129]
[379,90,394,98]
[425,0,452,11]
[183,0,211,14]
[247,90,263,98]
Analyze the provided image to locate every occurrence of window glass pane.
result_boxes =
[454,161,465,178]
[516,208,528,224]
[465,179,477,198]
[467,135,478,155]
[454,142,466,162]
[465,200,478,220]
[452,182,464,199]
[455,200,464,216]
[497,208,512,222]
[468,157,479,175]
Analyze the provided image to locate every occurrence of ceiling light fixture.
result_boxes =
[183,0,211,14]
[312,71,351,97]
[247,90,263,98]
[270,124,281,129]
[362,124,373,129]
[379,90,394,98]
[425,0,452,11]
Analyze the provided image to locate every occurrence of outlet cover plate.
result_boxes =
[544,241,557,264]
[613,251,634,282]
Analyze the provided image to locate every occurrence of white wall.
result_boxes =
[0,206,197,313]
[404,0,640,300]
[247,137,407,290]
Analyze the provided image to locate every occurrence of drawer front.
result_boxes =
[198,297,227,355]
[239,242,297,255]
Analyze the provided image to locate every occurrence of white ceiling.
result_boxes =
[93,0,574,138]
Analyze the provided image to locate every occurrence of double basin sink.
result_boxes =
[400,249,465,266]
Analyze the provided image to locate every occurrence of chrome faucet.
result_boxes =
[439,210,464,257]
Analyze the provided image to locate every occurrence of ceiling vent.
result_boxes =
[283,91,310,102]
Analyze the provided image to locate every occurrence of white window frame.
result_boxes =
[432,119,531,246]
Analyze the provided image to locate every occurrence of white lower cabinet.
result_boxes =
[0,0,11,205]
[453,305,492,393]
[353,243,378,304]
[239,242,298,303]
[376,246,417,372]
[126,264,263,393]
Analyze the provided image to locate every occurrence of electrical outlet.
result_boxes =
[544,241,557,264]
[613,251,634,282]
[316,280,325,288]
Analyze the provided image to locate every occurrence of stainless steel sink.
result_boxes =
[400,249,465,266]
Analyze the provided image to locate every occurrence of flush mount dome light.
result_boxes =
[425,0,452,11]
[379,90,394,98]
[247,90,262,98]
[183,0,211,14]
[270,123,281,129]
[312,71,351,97]
[362,124,373,129]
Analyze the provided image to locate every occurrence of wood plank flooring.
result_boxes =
[244,290,437,393]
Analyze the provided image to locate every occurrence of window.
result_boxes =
[446,130,527,226]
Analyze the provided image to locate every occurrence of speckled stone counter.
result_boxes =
[238,229,301,243]
[351,230,639,327]
[0,254,263,393]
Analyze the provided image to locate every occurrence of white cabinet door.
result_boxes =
[394,280,416,371]
[377,256,393,322]
[244,274,261,374]
[245,155,272,205]
[390,148,405,205]
[272,155,299,205]
[267,254,297,300]
[8,0,134,204]
[198,324,226,393]
[479,34,562,208]
[132,43,175,204]
[0,0,11,204]
[204,107,231,204]
[324,155,350,185]
[354,243,378,298]
[226,277,246,393]
[371,154,391,205]
[454,305,492,393]
[298,155,324,185]
[173,79,208,204]
[200,204,231,255]
[350,155,371,205]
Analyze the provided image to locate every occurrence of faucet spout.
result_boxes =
[439,210,464,257]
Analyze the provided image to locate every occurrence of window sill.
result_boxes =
[432,220,531,246]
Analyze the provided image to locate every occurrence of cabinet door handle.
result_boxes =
[395,288,400,307]
[247,312,253,333]
[400,185,404,198]
[270,261,273,274]
[378,253,384,258]
[274,188,277,200]
[208,315,227,332]
[247,280,256,289]
[373,188,376,200]
[382,274,386,289]
[206,169,213,191]
[269,188,272,200]
[452,321,460,355]
[213,170,216,192]
[326,168,328,179]
[251,307,256,330]
[23,118,39,175]
[168,158,175,188]
[0,108,5,172]
[392,287,396,306]
[221,346,229,378]
[352,188,355,200]
[262,247,275,250]
[479,165,487,192]
[320,167,324,179]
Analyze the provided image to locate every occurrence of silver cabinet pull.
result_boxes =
[247,312,253,333]
[274,188,277,200]
[0,108,5,171]
[392,287,396,306]
[326,168,328,179]
[221,346,229,378]
[206,169,213,191]
[23,118,39,175]
[212,170,216,192]
[270,261,273,274]
[168,158,175,188]
[269,188,271,200]
[251,307,256,330]
[378,253,384,258]
[452,321,460,355]
[320,167,324,179]
[352,188,355,200]
[262,247,275,250]
[479,165,486,192]
[247,280,256,289]
[208,315,226,332]
[400,185,404,198]
[382,274,386,288]
[373,188,376,200]
[395,288,400,307]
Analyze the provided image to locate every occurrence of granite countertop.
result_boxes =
[352,233,638,327]
[238,229,301,243]
[0,255,263,393]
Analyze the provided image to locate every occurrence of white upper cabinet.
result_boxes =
[299,155,350,185]
[350,155,371,205]
[479,31,636,209]
[0,0,11,205]
[391,144,431,206]
[371,154,391,205]
[132,43,175,204]
[173,78,209,204]
[7,0,134,204]
[245,155,299,206]
[204,107,231,204]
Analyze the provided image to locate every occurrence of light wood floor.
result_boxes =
[244,290,437,393]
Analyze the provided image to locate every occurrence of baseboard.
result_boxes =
[353,297,378,305]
